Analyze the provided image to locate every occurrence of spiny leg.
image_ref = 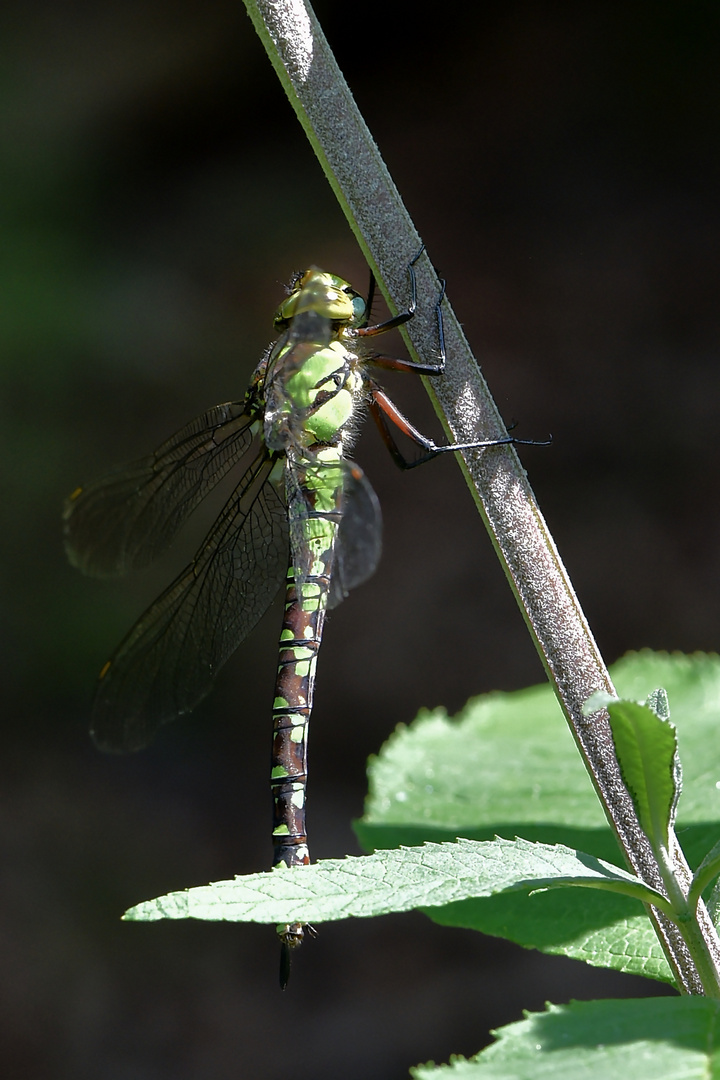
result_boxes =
[355,244,426,340]
[358,253,549,467]
[367,381,550,470]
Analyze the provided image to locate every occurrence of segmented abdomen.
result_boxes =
[269,448,344,870]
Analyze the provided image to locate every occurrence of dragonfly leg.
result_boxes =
[354,244,438,340]
[367,382,546,471]
[357,251,448,380]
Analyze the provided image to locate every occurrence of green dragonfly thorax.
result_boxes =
[263,269,366,456]
[264,341,363,452]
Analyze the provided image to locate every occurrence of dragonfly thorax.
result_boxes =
[263,313,365,456]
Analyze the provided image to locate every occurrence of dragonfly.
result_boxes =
[64,252,540,984]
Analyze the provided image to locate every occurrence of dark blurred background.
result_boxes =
[1,1,718,1076]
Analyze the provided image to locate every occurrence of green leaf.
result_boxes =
[355,652,720,983]
[123,838,665,925]
[427,890,670,984]
[410,997,720,1079]
[603,699,681,854]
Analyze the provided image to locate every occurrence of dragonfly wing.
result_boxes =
[328,462,382,608]
[64,402,257,577]
[91,452,288,752]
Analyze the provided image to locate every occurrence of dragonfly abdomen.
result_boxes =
[270,570,329,870]
[270,557,335,973]
[270,449,344,871]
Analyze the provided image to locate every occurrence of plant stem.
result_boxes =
[242,0,720,994]
[654,845,720,997]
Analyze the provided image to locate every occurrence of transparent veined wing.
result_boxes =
[63,402,256,577]
[329,462,382,607]
[91,451,288,752]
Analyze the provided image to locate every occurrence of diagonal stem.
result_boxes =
[243,0,720,993]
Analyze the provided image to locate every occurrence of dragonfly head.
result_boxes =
[274,268,366,331]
